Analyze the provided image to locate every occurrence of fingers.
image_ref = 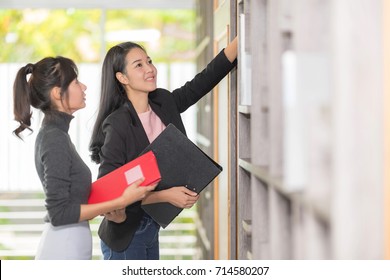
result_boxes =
[145,183,158,191]
[185,197,198,205]
[105,209,124,216]
[104,209,127,223]
[185,190,198,196]
[181,192,199,209]
[178,186,197,196]
[130,179,157,191]
[183,200,197,209]
[130,177,145,187]
[144,186,156,192]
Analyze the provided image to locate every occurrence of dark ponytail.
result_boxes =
[13,63,35,138]
[13,56,78,139]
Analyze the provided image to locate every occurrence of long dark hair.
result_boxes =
[89,42,145,164]
[13,56,78,139]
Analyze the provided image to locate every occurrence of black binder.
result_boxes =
[140,123,222,228]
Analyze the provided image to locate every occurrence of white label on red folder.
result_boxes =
[124,165,144,185]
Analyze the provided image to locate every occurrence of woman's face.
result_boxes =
[119,47,157,96]
[63,78,87,114]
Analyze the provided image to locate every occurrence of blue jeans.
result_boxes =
[101,214,160,260]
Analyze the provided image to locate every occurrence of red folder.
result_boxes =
[88,150,161,204]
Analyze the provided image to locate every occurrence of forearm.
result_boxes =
[142,186,198,208]
[83,179,155,223]
[142,190,168,205]
[172,41,238,112]
[224,36,238,63]
[79,197,126,222]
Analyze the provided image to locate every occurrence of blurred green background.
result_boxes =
[0,9,195,63]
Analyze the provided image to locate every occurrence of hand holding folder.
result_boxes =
[88,151,161,204]
[140,124,223,228]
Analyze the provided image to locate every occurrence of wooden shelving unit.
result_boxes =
[235,0,332,260]
[234,0,386,260]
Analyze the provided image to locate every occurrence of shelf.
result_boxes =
[238,158,286,194]
[294,195,330,224]
[246,250,252,260]
[242,219,252,236]
[238,158,330,224]
[238,105,251,116]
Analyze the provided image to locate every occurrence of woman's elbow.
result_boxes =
[48,211,77,227]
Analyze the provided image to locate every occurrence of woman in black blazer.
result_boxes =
[89,37,238,260]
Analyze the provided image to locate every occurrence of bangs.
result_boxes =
[55,57,79,110]
[56,56,78,90]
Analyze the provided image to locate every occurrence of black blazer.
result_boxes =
[98,49,237,251]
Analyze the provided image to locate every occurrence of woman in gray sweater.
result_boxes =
[13,56,156,260]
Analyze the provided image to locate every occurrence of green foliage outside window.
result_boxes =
[0,9,195,63]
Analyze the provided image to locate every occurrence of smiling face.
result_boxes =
[116,47,157,98]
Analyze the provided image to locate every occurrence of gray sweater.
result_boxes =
[35,111,91,226]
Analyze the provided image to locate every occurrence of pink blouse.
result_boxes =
[138,107,166,143]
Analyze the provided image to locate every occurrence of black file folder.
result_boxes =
[140,123,222,228]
